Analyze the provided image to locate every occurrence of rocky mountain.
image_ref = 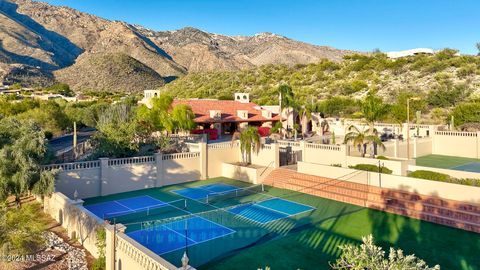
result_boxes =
[54,52,165,93]
[0,0,355,91]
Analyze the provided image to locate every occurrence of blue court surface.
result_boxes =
[452,162,480,173]
[84,195,167,219]
[171,183,239,200]
[127,216,235,255]
[228,198,315,225]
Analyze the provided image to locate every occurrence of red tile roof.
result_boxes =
[172,99,281,123]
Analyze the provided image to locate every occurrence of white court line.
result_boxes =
[114,195,164,210]
[113,201,133,211]
[199,183,239,192]
[170,187,208,200]
[259,197,317,210]
[226,209,271,225]
[138,216,237,256]
[161,224,197,243]
[196,183,234,192]
[144,195,169,205]
[156,228,236,256]
[254,200,316,220]
[166,200,235,234]
[228,198,316,225]
[103,196,173,218]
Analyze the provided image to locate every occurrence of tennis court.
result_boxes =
[128,216,235,255]
[416,154,480,172]
[84,182,316,266]
[82,178,480,269]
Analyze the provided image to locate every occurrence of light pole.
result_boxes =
[406,97,420,160]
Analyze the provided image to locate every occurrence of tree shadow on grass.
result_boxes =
[368,190,480,270]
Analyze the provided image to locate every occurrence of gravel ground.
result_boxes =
[0,231,90,270]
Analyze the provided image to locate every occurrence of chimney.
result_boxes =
[234,93,250,103]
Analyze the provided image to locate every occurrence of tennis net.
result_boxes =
[134,199,262,231]
[103,198,187,220]
[205,184,266,205]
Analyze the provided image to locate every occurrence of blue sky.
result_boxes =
[40,0,480,54]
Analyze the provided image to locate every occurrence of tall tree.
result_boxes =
[136,93,174,132]
[277,84,295,138]
[361,93,388,129]
[389,92,425,128]
[171,104,197,133]
[92,104,139,158]
[0,118,56,205]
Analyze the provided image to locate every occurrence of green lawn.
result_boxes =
[415,154,480,169]
[84,178,480,270]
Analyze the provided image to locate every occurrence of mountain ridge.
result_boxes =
[0,0,356,91]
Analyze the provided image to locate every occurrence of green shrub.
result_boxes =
[450,101,480,126]
[408,170,450,181]
[92,257,106,270]
[408,170,480,187]
[0,203,49,255]
[455,178,480,187]
[349,164,392,174]
[44,130,53,140]
[92,228,106,270]
[376,156,389,160]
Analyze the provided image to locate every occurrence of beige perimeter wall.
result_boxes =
[298,161,480,204]
[433,131,480,159]
[42,192,103,258]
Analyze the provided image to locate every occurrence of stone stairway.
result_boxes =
[263,168,480,233]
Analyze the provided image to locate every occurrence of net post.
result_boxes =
[261,184,265,192]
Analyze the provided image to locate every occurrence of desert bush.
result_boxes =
[331,235,440,270]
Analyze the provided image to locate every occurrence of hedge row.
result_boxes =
[407,170,480,187]
[348,164,393,174]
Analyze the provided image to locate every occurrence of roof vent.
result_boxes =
[261,110,272,119]
[209,110,222,120]
[237,110,249,120]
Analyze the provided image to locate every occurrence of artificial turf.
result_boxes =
[415,154,480,170]
[84,177,480,270]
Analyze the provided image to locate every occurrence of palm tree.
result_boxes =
[360,93,388,154]
[277,84,295,138]
[234,127,261,165]
[343,125,385,157]
[298,100,318,136]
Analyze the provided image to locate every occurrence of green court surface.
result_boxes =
[416,154,480,171]
[83,178,480,270]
